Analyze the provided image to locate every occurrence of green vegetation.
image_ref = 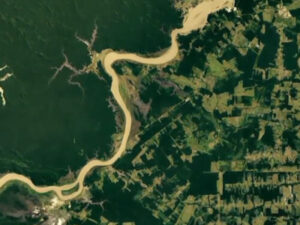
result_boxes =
[1,0,300,224]
[63,0,300,224]
[0,183,51,225]
[0,0,180,185]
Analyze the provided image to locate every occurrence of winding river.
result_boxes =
[0,0,234,201]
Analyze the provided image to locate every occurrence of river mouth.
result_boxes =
[0,0,181,185]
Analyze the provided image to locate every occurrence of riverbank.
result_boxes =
[0,0,235,201]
